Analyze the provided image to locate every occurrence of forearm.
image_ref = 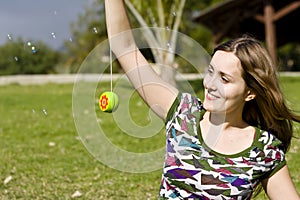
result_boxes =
[105,0,136,57]
[104,0,159,93]
[104,0,152,93]
[104,0,178,119]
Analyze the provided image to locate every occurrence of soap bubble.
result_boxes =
[24,41,38,54]
[42,107,48,116]
[93,27,99,34]
[51,32,56,39]
[167,42,172,51]
[7,34,13,41]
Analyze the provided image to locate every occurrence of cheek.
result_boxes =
[224,86,247,101]
[203,74,220,89]
[202,74,209,87]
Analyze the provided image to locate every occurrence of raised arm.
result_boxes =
[105,0,178,120]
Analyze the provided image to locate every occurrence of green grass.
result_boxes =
[0,76,299,199]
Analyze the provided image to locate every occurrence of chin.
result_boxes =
[203,100,224,113]
[203,100,213,111]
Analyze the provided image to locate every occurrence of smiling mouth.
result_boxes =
[206,92,219,100]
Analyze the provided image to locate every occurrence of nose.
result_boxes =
[203,73,218,91]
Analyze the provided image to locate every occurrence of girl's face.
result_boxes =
[203,51,253,115]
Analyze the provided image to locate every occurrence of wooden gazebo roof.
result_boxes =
[193,0,300,64]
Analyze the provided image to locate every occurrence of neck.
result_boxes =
[207,111,247,129]
[201,111,248,148]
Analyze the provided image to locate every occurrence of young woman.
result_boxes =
[105,0,300,199]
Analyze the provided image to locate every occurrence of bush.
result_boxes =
[0,38,61,75]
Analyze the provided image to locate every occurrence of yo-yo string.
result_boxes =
[109,40,113,92]
[107,1,147,103]
[106,0,113,92]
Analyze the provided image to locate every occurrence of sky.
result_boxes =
[0,0,92,50]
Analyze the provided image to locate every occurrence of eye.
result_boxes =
[207,66,214,74]
[221,75,229,83]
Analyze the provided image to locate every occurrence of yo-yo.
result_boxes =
[99,91,119,113]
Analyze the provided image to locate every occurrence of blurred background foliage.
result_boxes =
[0,38,61,75]
[0,0,299,75]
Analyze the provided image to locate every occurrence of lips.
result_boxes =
[206,92,219,100]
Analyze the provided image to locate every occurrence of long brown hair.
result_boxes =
[213,36,300,153]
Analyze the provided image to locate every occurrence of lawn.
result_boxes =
[0,76,299,199]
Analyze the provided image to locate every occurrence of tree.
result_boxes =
[0,38,60,75]
[123,0,222,86]
[64,0,221,76]
[278,43,300,71]
[63,0,107,73]
[124,0,186,86]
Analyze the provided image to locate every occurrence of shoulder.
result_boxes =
[257,130,285,153]
[252,129,286,178]
[165,93,203,123]
[179,93,203,112]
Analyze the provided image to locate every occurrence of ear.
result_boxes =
[245,90,256,102]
